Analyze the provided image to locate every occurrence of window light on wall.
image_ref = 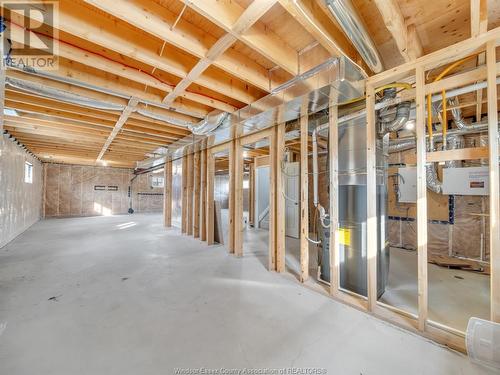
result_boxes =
[24,161,33,184]
[151,176,164,188]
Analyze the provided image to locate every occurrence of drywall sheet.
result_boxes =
[0,135,43,248]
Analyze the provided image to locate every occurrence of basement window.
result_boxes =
[24,161,33,184]
[151,176,164,188]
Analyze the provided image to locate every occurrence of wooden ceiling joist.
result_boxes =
[5,89,192,137]
[97,98,139,162]
[372,0,423,62]
[5,21,207,119]
[6,1,264,107]
[82,0,286,93]
[163,0,277,106]
[183,0,298,75]
[278,0,370,74]
[471,0,489,120]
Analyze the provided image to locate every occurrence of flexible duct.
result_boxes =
[426,163,442,194]
[388,139,416,153]
[425,133,464,194]
[448,97,471,129]
[377,89,411,136]
[188,111,229,135]
[324,0,384,73]
[378,101,411,136]
[445,134,464,168]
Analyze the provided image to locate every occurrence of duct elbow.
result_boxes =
[379,101,411,136]
[386,102,411,132]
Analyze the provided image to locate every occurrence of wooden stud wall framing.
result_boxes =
[275,122,286,273]
[228,139,236,254]
[269,127,278,271]
[234,137,244,257]
[300,100,309,282]
[361,31,500,351]
[486,40,500,322]
[193,148,201,238]
[200,144,207,242]
[187,149,194,236]
[206,149,215,246]
[167,26,500,351]
[415,66,429,332]
[164,159,173,228]
[181,153,188,234]
[248,162,255,228]
[238,128,273,261]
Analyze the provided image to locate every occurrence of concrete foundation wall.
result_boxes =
[0,135,43,248]
[44,163,163,217]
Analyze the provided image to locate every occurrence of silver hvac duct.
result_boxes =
[7,61,204,119]
[188,111,230,135]
[6,77,125,111]
[378,88,411,135]
[388,139,416,153]
[135,109,193,128]
[6,76,195,128]
[324,0,384,73]
[448,97,472,129]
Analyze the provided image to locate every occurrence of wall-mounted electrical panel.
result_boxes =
[442,167,489,196]
[397,167,417,203]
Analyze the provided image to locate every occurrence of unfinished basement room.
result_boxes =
[1,0,500,373]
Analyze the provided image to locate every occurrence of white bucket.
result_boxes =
[466,317,500,369]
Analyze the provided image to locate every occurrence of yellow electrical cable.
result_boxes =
[339,96,365,105]
[426,94,433,142]
[339,82,413,106]
[442,89,447,148]
[374,82,413,94]
[426,54,477,147]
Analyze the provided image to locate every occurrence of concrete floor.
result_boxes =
[0,214,496,375]
[380,247,490,332]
